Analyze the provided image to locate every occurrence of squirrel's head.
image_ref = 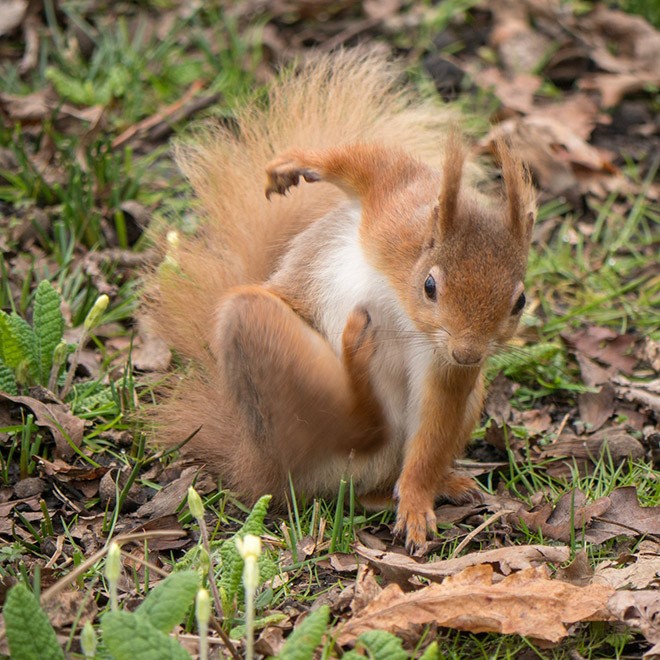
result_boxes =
[406,136,536,367]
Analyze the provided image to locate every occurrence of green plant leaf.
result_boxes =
[230,612,287,639]
[275,605,329,660]
[33,280,65,384]
[355,630,408,660]
[7,313,38,382]
[219,494,271,616]
[4,583,65,660]
[102,610,192,660]
[0,358,18,394]
[135,570,199,633]
[0,312,32,371]
[419,641,440,660]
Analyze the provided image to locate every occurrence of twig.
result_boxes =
[448,509,513,559]
[39,530,186,604]
[554,413,571,440]
[111,81,205,149]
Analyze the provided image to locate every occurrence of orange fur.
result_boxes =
[143,51,536,550]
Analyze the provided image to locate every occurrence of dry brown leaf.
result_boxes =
[38,457,108,481]
[519,409,552,435]
[587,487,660,543]
[595,550,660,590]
[515,490,611,542]
[43,588,97,628]
[484,373,516,423]
[577,383,615,432]
[608,590,660,650]
[576,353,615,387]
[354,542,570,586]
[0,393,84,459]
[580,6,660,75]
[131,466,199,519]
[532,95,600,142]
[434,501,487,525]
[338,564,613,645]
[555,550,594,586]
[518,487,660,544]
[351,564,383,614]
[469,68,541,114]
[580,72,660,109]
[330,553,359,573]
[562,327,637,374]
[541,430,645,479]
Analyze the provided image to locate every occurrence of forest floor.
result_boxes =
[0,1,658,658]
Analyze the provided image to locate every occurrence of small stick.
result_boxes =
[448,509,513,559]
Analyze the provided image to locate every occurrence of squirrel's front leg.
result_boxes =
[265,144,425,203]
[394,369,484,551]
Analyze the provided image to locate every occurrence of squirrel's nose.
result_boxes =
[451,347,482,365]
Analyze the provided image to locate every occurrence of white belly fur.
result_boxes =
[310,205,434,494]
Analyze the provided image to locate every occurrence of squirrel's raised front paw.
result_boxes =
[393,490,437,553]
[265,155,321,199]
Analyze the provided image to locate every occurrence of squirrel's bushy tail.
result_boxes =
[142,51,462,459]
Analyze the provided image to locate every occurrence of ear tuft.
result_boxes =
[436,129,465,235]
[493,137,536,240]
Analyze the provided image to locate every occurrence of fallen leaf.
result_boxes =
[484,373,516,423]
[577,382,615,431]
[580,6,660,75]
[587,487,660,543]
[434,502,488,525]
[541,429,645,478]
[354,542,570,586]
[556,550,594,587]
[515,490,611,542]
[43,588,97,628]
[580,72,660,108]
[470,68,541,114]
[519,409,552,435]
[37,457,108,481]
[608,590,660,650]
[518,487,660,544]
[330,553,359,573]
[576,353,615,387]
[595,551,660,590]
[338,564,613,645]
[531,95,600,142]
[562,327,637,374]
[131,466,199,519]
[0,393,84,459]
[351,564,383,614]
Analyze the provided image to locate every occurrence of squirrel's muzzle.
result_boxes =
[451,346,483,366]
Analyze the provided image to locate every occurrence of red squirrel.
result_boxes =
[143,51,536,550]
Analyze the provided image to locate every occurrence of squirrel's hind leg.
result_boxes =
[212,286,385,498]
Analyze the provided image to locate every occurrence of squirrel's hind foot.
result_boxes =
[439,472,483,505]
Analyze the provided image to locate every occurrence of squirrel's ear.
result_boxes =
[494,137,536,241]
[434,130,465,237]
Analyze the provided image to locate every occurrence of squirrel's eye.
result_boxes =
[512,292,526,315]
[424,274,437,301]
